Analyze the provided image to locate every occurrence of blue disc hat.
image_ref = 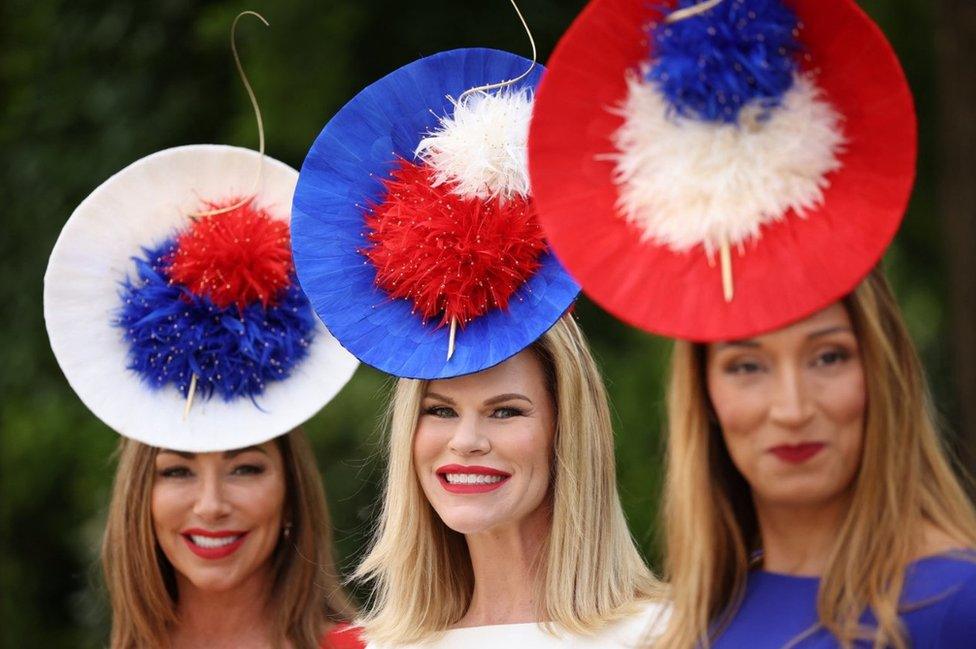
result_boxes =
[292,48,580,379]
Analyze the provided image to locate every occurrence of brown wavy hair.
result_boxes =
[657,268,976,648]
[101,430,355,649]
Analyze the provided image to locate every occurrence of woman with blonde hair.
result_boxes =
[291,48,666,647]
[45,144,362,648]
[355,315,663,646]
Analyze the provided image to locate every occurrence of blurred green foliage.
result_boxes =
[0,0,952,645]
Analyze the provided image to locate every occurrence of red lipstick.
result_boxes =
[769,443,825,464]
[436,464,511,494]
[181,528,248,560]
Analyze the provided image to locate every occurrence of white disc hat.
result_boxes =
[44,144,359,452]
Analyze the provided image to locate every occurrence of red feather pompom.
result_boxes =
[168,199,293,310]
[364,159,547,328]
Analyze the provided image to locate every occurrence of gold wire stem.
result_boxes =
[458,0,537,103]
[190,10,269,219]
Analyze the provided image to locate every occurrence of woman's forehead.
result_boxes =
[712,302,853,351]
[425,349,545,400]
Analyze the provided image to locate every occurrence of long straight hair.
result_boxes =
[658,268,976,648]
[354,315,662,644]
[101,430,356,649]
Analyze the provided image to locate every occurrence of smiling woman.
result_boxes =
[287,45,667,648]
[102,432,355,648]
[43,140,361,648]
[353,315,666,648]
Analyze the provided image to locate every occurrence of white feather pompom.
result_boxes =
[610,72,846,254]
[415,89,534,201]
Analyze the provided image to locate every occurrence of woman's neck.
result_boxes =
[456,505,551,628]
[170,567,277,649]
[754,490,852,577]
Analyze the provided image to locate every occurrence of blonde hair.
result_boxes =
[101,430,356,649]
[658,268,976,648]
[354,314,662,644]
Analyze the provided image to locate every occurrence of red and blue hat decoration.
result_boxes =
[45,145,359,452]
[291,48,579,379]
[116,199,315,402]
[528,0,916,341]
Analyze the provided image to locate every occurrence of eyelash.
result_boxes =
[424,406,458,418]
[725,360,763,375]
[156,464,266,478]
[722,347,852,375]
[812,347,851,367]
[490,406,525,419]
[159,466,190,479]
[422,406,527,419]
[232,464,265,476]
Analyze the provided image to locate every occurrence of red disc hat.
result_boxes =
[528,0,916,341]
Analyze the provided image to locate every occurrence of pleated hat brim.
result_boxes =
[44,144,359,452]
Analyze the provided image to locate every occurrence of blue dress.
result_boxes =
[712,554,976,647]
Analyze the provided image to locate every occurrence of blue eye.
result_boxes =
[490,407,525,419]
[424,406,457,418]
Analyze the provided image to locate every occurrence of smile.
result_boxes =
[436,464,511,494]
[181,529,248,559]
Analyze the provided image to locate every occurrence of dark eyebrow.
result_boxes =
[158,450,194,460]
[483,393,533,407]
[715,325,853,350]
[423,392,457,405]
[807,325,852,340]
[223,445,268,459]
[714,340,760,349]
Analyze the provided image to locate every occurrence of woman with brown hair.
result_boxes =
[103,431,357,649]
[44,144,362,648]
[658,270,976,647]
[526,0,976,646]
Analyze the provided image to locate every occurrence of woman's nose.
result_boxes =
[448,417,491,456]
[768,365,815,428]
[191,473,232,520]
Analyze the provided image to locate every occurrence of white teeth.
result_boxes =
[190,534,241,548]
[444,473,505,485]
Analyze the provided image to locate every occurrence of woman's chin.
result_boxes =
[437,509,511,536]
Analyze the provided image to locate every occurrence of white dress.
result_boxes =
[365,601,667,649]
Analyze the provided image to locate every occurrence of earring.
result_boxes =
[283,521,293,540]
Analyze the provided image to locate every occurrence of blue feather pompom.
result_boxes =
[647,0,802,123]
[115,240,317,402]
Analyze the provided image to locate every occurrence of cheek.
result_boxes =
[820,365,867,467]
[247,478,286,527]
[821,366,866,427]
[413,422,443,468]
[504,423,554,492]
[150,483,183,531]
[708,377,768,460]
